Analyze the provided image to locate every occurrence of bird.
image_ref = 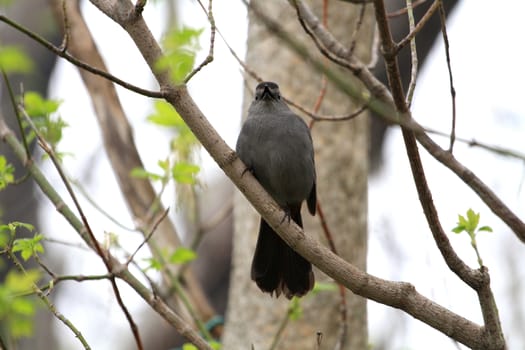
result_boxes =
[236,81,317,299]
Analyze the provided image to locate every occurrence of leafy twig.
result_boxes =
[18,105,145,350]
[0,114,213,350]
[8,250,92,349]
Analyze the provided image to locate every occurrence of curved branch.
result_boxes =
[372,0,506,348]
[84,0,489,347]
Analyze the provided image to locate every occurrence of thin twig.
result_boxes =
[437,1,457,152]
[211,13,367,123]
[69,177,138,232]
[269,303,293,350]
[58,0,70,51]
[316,203,348,350]
[19,106,144,350]
[0,115,212,349]
[1,69,31,159]
[405,0,419,106]
[387,0,427,18]
[8,250,92,349]
[252,0,525,242]
[395,0,441,53]
[348,3,367,58]
[425,127,525,161]
[303,3,349,345]
[126,208,169,265]
[0,15,163,98]
[373,0,506,348]
[43,237,91,250]
[185,0,216,82]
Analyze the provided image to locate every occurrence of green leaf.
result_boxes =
[10,317,33,338]
[1,221,35,237]
[209,340,222,349]
[457,214,468,228]
[312,281,337,293]
[155,27,203,83]
[182,344,198,350]
[451,225,465,234]
[478,226,493,233]
[288,298,302,321]
[147,101,185,127]
[169,247,197,264]
[0,231,8,248]
[466,209,480,231]
[0,46,33,73]
[5,270,40,294]
[130,167,163,181]
[0,155,15,190]
[0,0,16,6]
[157,158,170,171]
[12,234,44,261]
[0,270,39,340]
[171,162,200,184]
[11,298,35,316]
[143,257,162,271]
[24,92,61,117]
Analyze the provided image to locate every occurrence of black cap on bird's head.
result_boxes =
[254,81,281,101]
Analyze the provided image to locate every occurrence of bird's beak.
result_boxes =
[261,85,272,98]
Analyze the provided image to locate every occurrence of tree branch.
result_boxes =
[260,0,525,242]
[0,116,213,350]
[0,15,163,98]
[372,0,506,348]
[50,0,217,324]
[83,0,492,347]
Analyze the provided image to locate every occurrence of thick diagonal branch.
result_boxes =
[86,0,493,347]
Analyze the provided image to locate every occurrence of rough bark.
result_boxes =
[225,1,373,348]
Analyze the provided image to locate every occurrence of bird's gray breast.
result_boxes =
[240,110,315,207]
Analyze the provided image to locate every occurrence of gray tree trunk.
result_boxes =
[224,1,373,349]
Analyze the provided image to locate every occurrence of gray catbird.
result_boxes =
[236,81,317,299]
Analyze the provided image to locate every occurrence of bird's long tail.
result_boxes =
[250,208,314,299]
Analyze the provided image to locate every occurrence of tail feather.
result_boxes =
[250,208,314,299]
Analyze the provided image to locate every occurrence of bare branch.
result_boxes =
[372,0,506,348]
[405,0,419,106]
[395,0,441,52]
[437,1,457,152]
[79,1,494,347]
[0,15,163,98]
[185,0,216,82]
[252,0,525,242]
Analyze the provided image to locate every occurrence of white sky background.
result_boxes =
[38,0,525,349]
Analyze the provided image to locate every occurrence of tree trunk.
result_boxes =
[224,1,372,349]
